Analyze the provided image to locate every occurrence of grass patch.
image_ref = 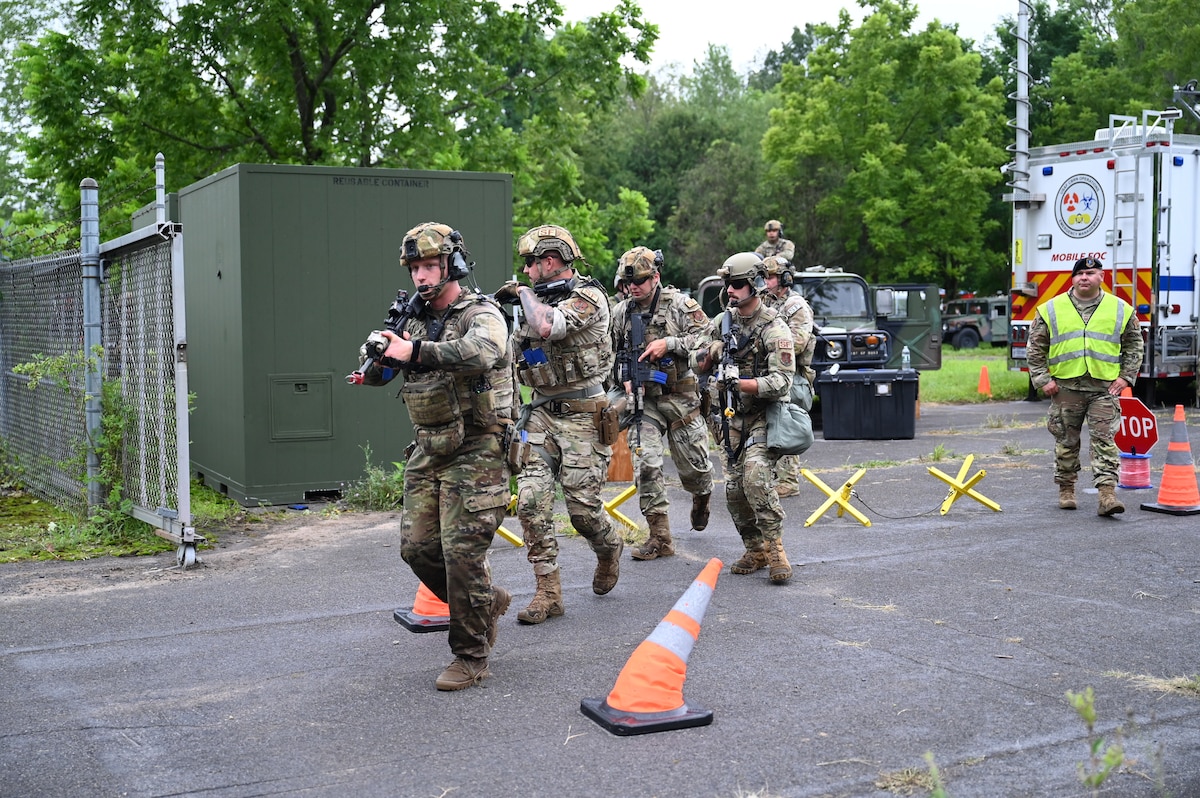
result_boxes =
[920,350,1030,403]
[0,489,172,563]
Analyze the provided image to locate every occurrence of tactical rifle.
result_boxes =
[717,309,739,464]
[346,289,426,384]
[616,307,667,453]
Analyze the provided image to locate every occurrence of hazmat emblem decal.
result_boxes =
[1055,174,1104,239]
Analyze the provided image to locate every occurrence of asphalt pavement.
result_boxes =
[3,398,1200,798]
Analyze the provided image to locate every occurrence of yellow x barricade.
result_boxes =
[801,468,871,528]
[927,454,1001,515]
[604,484,642,534]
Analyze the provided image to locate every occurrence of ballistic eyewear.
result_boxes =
[724,278,751,290]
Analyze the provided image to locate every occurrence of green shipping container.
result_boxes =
[178,164,513,505]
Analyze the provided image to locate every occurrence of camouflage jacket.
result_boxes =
[512,276,613,397]
[693,299,795,417]
[754,237,796,262]
[610,285,709,382]
[763,289,815,384]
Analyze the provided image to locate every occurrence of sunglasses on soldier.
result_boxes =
[724,278,751,290]
[628,274,653,287]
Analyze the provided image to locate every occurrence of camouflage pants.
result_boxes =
[401,432,510,660]
[1047,387,1121,487]
[516,406,619,576]
[773,454,801,491]
[724,414,785,549]
[630,406,714,518]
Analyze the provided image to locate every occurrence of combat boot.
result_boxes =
[730,545,768,575]
[1058,482,1077,510]
[766,538,793,583]
[1097,485,1125,516]
[435,656,490,691]
[517,572,564,624]
[632,514,675,560]
[592,537,623,594]
[487,586,511,648]
[690,492,711,531]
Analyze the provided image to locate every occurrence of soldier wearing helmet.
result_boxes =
[356,221,515,691]
[691,252,798,583]
[491,224,623,625]
[755,219,796,263]
[608,246,714,560]
[761,255,816,498]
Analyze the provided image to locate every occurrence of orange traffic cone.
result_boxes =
[581,557,722,735]
[977,365,992,398]
[1140,405,1200,516]
[607,429,634,482]
[394,581,451,632]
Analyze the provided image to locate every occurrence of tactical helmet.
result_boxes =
[717,252,767,285]
[517,224,582,263]
[761,255,790,276]
[617,246,662,282]
[400,222,457,267]
[764,219,783,233]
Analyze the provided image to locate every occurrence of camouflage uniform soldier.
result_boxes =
[359,222,514,691]
[609,246,714,560]
[692,252,797,582]
[493,225,623,624]
[754,220,796,263]
[761,255,815,498]
[1026,257,1143,516]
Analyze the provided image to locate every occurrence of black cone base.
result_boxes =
[1140,502,1200,516]
[394,608,450,632]
[580,697,713,736]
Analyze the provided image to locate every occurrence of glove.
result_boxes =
[493,280,523,306]
[722,364,740,389]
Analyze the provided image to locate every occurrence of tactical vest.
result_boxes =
[1037,292,1126,381]
[515,278,613,391]
[614,287,697,396]
[401,296,512,455]
[727,305,779,414]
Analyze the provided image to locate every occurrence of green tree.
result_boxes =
[748,24,820,92]
[763,0,1007,293]
[13,0,656,243]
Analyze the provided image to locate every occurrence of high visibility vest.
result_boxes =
[1037,292,1128,381]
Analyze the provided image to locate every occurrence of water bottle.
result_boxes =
[901,345,911,370]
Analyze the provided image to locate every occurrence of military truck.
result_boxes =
[697,266,942,372]
[942,295,1009,349]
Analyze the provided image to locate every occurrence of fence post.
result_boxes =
[80,178,103,508]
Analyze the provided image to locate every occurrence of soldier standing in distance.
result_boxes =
[493,225,623,624]
[1026,256,1143,516]
[760,255,815,497]
[693,252,797,582]
[755,219,796,262]
[359,222,514,691]
[609,246,714,560]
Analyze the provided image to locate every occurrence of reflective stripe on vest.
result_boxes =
[1038,293,1126,381]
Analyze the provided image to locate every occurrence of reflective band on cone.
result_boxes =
[1141,405,1200,515]
[394,581,451,632]
[581,557,722,735]
[1117,453,1153,490]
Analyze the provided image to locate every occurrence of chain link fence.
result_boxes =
[0,167,193,550]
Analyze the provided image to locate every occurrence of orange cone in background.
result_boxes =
[394,581,451,632]
[1141,405,1200,516]
[607,429,634,482]
[977,365,992,398]
[581,557,722,735]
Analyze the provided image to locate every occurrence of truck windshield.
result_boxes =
[802,278,871,319]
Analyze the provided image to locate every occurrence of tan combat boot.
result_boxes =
[690,493,711,531]
[730,545,768,575]
[1058,482,1077,510]
[766,538,793,583]
[517,572,564,624]
[592,536,623,594]
[1097,485,1125,516]
[435,656,490,691]
[487,586,511,648]
[632,514,675,561]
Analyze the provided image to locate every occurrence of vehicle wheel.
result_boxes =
[955,328,980,349]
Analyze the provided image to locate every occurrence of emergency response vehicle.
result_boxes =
[1006,79,1200,404]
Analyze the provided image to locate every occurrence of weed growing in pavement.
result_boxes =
[1066,686,1128,793]
[341,445,405,510]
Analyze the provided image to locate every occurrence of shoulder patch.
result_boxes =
[691,309,708,324]
[781,349,793,368]
[571,297,593,314]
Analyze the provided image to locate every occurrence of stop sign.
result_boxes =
[1115,396,1159,454]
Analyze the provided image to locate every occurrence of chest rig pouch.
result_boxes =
[402,372,464,457]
